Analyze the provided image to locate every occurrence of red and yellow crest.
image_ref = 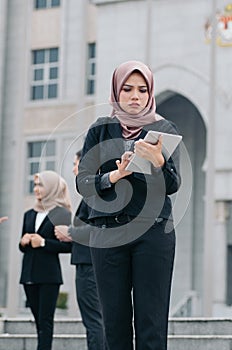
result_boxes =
[205,3,232,46]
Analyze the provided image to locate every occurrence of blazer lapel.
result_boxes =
[106,117,124,155]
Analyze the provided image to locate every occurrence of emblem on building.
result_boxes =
[205,3,232,46]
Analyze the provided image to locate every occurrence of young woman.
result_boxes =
[76,60,181,350]
[19,170,72,350]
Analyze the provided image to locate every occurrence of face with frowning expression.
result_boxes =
[118,71,149,115]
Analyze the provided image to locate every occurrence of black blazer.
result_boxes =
[19,206,72,284]
[76,116,181,221]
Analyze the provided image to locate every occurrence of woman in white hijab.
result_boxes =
[19,171,72,350]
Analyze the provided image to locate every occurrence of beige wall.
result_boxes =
[24,105,78,134]
[31,8,61,49]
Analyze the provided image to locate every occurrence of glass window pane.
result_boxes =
[51,0,60,6]
[46,161,55,170]
[29,180,34,194]
[45,141,55,156]
[87,80,94,95]
[48,84,57,98]
[32,85,44,100]
[91,62,95,75]
[49,48,58,62]
[88,43,96,58]
[27,140,56,194]
[49,67,58,79]
[30,162,40,174]
[33,50,45,64]
[34,69,44,81]
[28,142,42,157]
[35,0,47,8]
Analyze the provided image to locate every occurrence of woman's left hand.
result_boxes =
[30,233,44,248]
[134,136,165,168]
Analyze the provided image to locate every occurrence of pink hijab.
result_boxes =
[33,171,72,213]
[110,60,163,139]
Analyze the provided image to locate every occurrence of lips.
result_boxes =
[129,103,140,107]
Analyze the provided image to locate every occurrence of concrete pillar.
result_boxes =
[213,201,228,315]
[0,0,27,315]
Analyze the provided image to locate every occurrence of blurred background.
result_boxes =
[0,0,232,318]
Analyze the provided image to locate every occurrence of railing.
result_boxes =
[170,290,200,317]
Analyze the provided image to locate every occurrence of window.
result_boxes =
[86,43,96,95]
[35,0,60,9]
[31,48,59,100]
[27,140,56,193]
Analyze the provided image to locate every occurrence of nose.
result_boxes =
[34,184,39,193]
[131,89,139,100]
[73,166,78,176]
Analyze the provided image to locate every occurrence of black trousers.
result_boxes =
[75,264,105,349]
[91,219,175,350]
[24,284,60,350]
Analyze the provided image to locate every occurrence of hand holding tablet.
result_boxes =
[125,130,182,174]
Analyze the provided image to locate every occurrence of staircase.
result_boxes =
[1,317,232,349]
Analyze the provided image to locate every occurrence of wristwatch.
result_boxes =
[40,238,45,247]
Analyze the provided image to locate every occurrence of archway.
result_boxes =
[156,91,206,309]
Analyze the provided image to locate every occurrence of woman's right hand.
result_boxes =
[20,233,31,247]
[109,151,133,183]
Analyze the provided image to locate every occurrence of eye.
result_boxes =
[122,86,131,92]
[139,88,148,93]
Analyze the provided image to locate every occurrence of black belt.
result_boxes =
[93,214,134,227]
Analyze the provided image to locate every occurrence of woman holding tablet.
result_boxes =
[76,60,181,350]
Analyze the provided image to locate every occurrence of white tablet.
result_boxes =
[125,130,182,174]
[144,130,182,159]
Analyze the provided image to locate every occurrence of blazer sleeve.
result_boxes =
[19,211,33,253]
[42,239,72,254]
[159,121,181,195]
[42,207,72,253]
[76,120,105,198]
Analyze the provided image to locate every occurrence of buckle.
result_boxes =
[115,215,129,224]
[115,215,121,223]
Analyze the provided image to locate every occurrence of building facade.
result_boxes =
[0,0,232,317]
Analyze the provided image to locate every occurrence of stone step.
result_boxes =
[1,317,232,335]
[168,335,232,350]
[0,317,85,335]
[169,318,232,335]
[0,334,232,350]
[0,334,87,350]
[1,318,232,350]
